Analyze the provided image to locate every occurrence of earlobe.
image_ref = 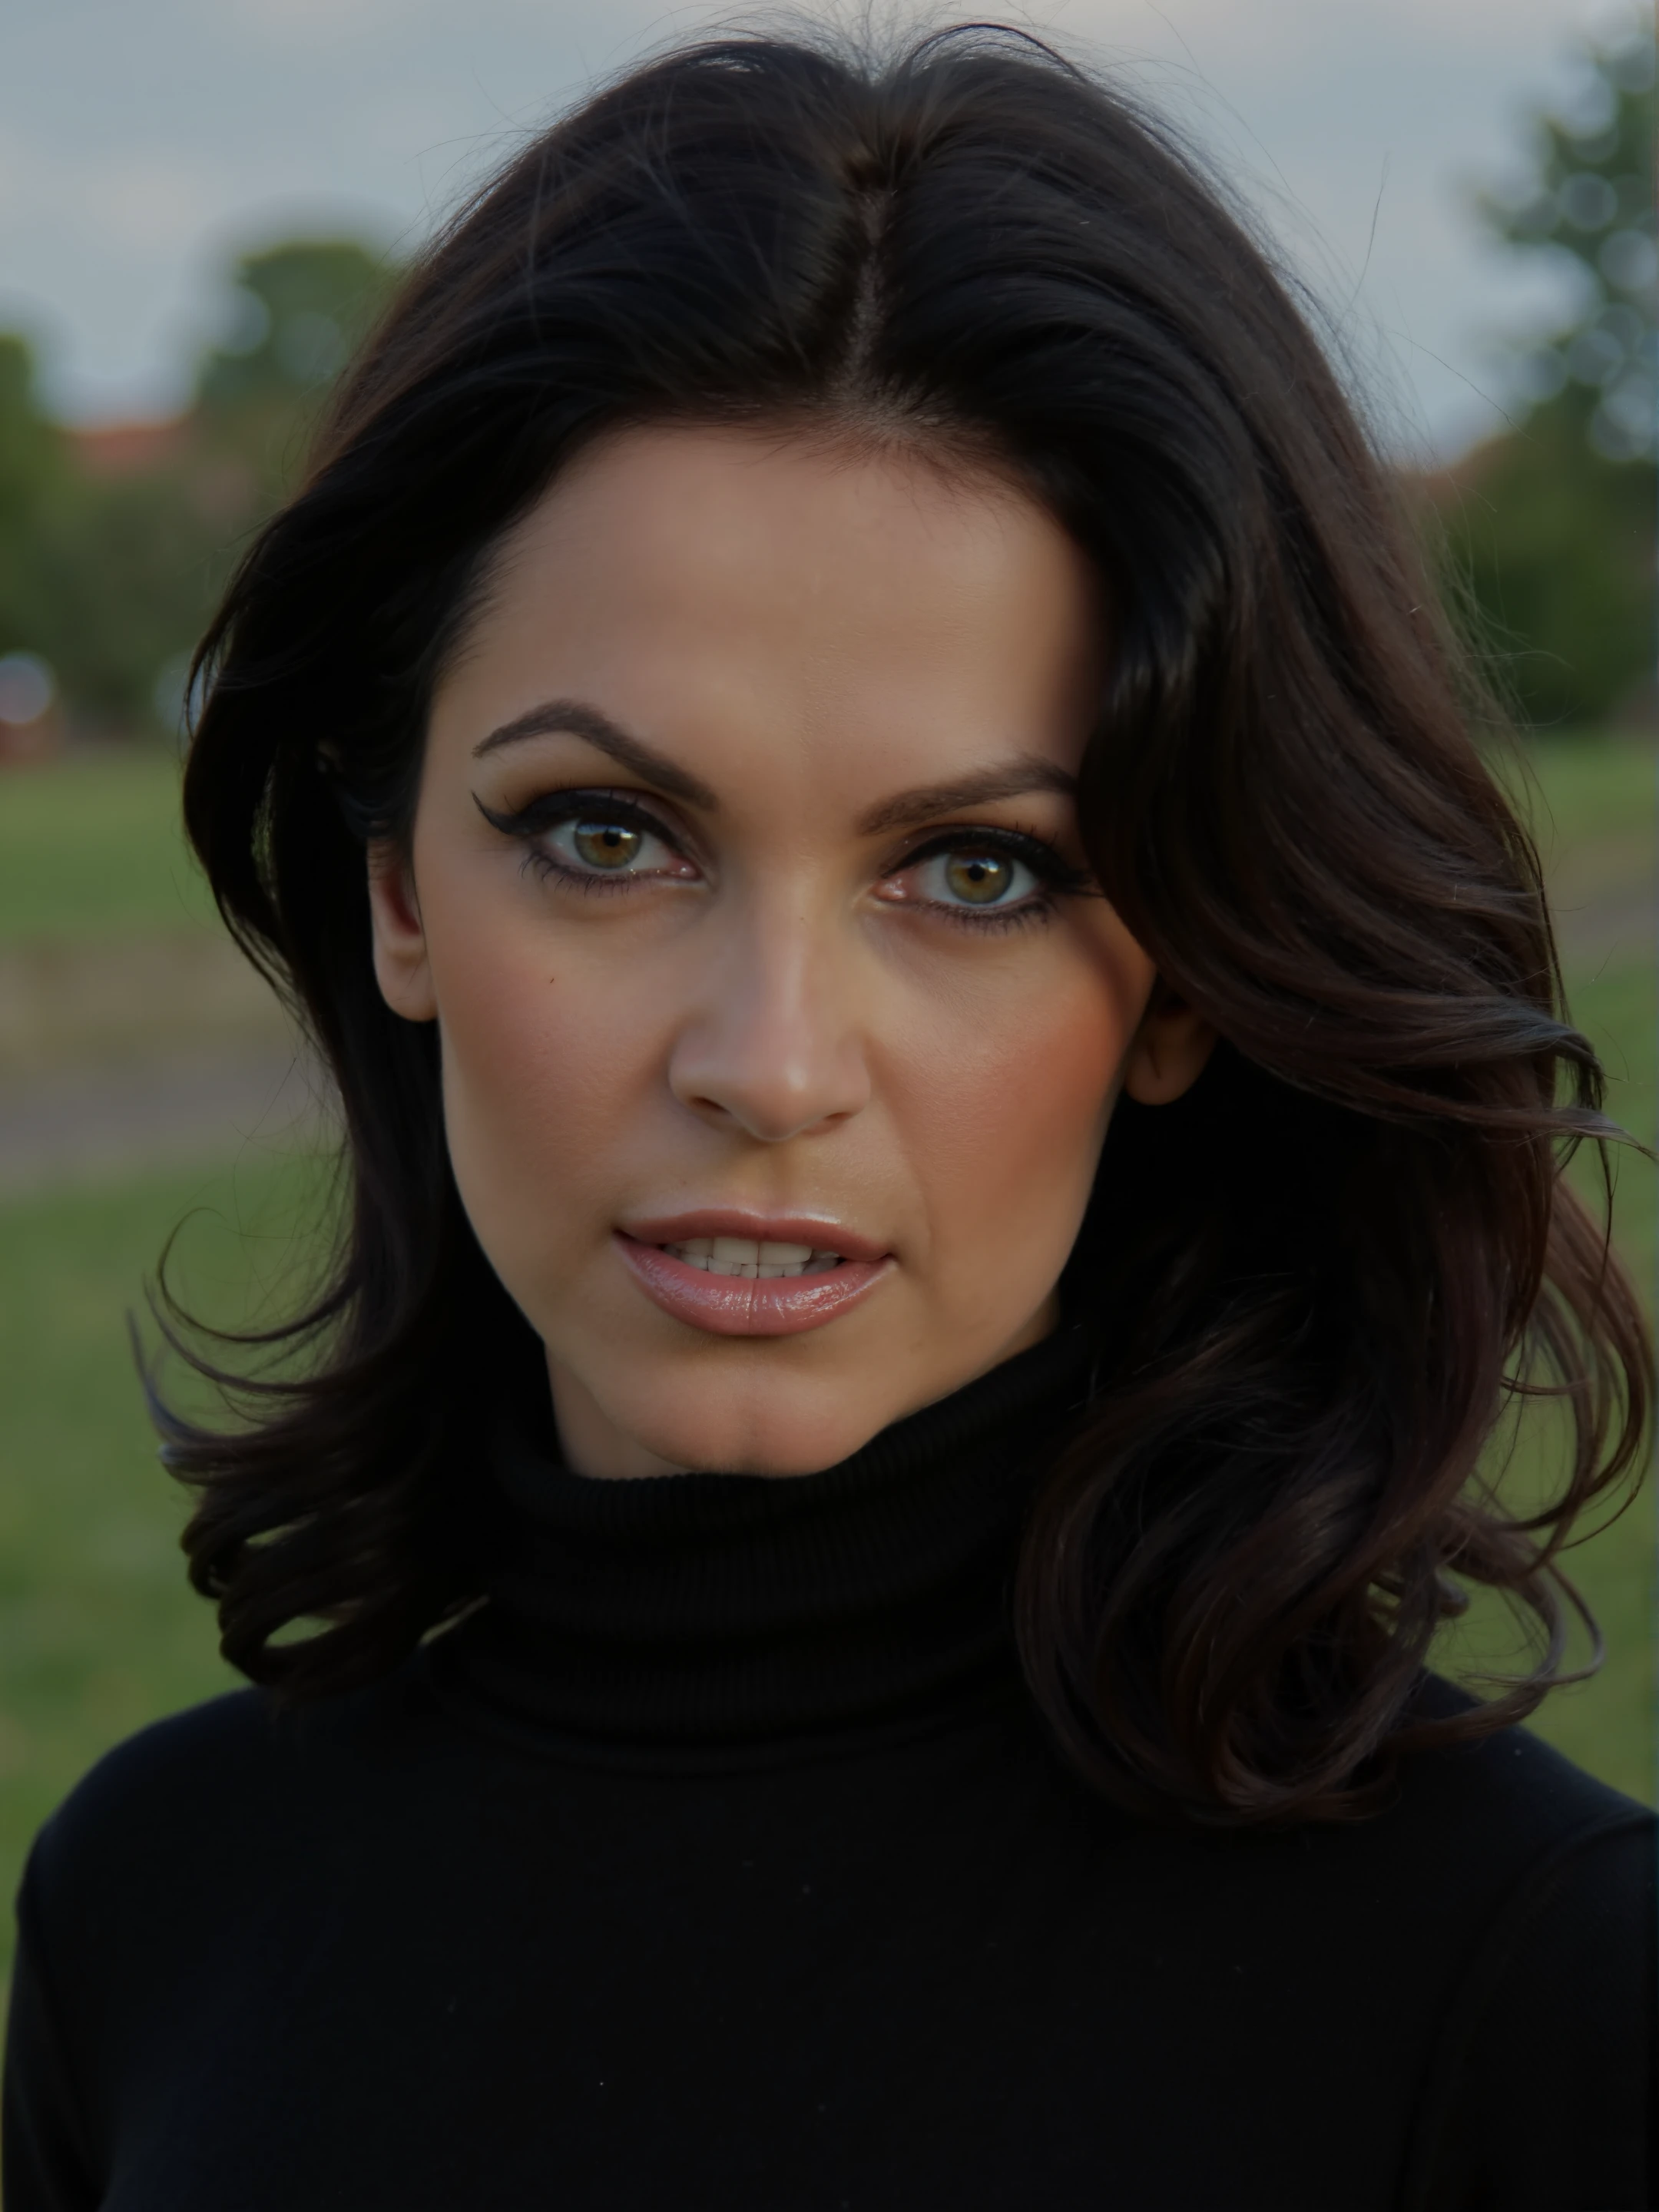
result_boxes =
[366,841,438,1024]
[1121,982,1216,1106]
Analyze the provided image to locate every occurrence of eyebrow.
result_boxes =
[856,757,1078,836]
[472,700,718,812]
[472,699,1076,835]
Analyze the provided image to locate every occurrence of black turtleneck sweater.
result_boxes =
[5,1326,1655,2210]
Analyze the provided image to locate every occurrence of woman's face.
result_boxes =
[369,425,1212,1476]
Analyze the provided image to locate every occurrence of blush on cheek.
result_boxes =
[891,972,1134,1337]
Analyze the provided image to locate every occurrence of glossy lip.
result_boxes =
[614,1210,893,1339]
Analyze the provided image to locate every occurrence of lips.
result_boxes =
[614,1211,892,1338]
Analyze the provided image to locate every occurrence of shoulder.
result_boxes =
[1389,1680,1657,2207]
[18,1669,442,1945]
[22,1691,293,1932]
[1358,1670,1655,1969]
[8,1667,482,2140]
[9,1689,303,2085]
[50,1684,279,1816]
[1206,1670,1655,2035]
[1391,1670,1654,1864]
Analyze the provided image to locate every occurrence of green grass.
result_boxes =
[0,749,214,944]
[0,1154,335,1950]
[0,737,1652,1991]
[1432,734,1655,1800]
[1494,729,1656,868]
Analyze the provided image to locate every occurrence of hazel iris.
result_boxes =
[945,852,1014,904]
[575,821,641,869]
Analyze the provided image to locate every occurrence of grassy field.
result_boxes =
[0,1153,335,1960]
[0,748,215,945]
[0,738,1653,1985]
[1429,737,1657,1792]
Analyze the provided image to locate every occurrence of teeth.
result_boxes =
[663,1234,843,1279]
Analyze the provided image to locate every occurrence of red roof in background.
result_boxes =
[69,418,188,477]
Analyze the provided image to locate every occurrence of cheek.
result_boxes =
[420,894,658,1266]
[882,935,1147,1276]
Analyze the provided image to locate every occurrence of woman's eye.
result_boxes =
[571,820,643,869]
[547,815,675,876]
[916,846,1038,909]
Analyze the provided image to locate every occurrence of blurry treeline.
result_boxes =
[0,241,397,744]
[1420,25,1655,731]
[0,25,1654,747]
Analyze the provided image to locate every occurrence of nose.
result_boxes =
[667,902,873,1143]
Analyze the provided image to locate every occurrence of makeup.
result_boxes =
[616,1212,891,1337]
[392,423,1201,1477]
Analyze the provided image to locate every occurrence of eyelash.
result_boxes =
[474,789,1093,932]
[476,791,676,897]
[902,826,1091,933]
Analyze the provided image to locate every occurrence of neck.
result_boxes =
[430,1317,1097,1748]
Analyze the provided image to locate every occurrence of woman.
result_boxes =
[5,25,1654,2210]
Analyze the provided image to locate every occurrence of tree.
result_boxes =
[1433,27,1656,730]
[193,240,400,512]
[0,335,71,664]
[0,236,398,739]
[1480,27,1654,465]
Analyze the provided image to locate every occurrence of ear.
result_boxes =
[366,840,438,1023]
[1121,980,1216,1106]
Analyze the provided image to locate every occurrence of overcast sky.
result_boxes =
[0,0,1639,460]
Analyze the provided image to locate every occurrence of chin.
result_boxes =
[619,1373,903,1478]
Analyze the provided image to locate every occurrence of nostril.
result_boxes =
[667,1005,872,1141]
[678,1083,860,1146]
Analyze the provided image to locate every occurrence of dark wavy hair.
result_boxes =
[164,22,1651,1826]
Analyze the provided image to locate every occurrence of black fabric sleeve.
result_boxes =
[3,1850,101,2212]
[1404,1814,1657,2212]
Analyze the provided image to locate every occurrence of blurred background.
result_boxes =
[0,0,1654,1979]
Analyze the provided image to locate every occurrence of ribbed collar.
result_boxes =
[432,1321,1096,1750]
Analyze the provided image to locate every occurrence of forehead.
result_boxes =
[432,422,1103,798]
